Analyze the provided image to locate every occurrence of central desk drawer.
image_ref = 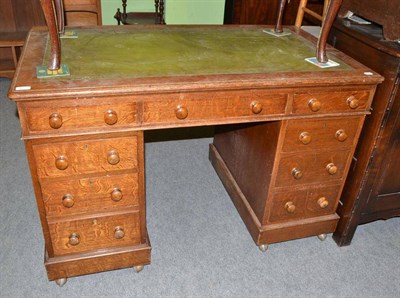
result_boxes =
[143,93,287,124]
[41,173,139,217]
[24,101,137,134]
[49,211,141,256]
[33,136,138,179]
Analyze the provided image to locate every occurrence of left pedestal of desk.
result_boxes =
[15,100,151,283]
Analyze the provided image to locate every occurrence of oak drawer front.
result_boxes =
[25,102,137,134]
[292,91,370,114]
[49,212,141,256]
[41,173,139,217]
[275,150,350,188]
[143,94,287,124]
[268,185,339,223]
[33,136,138,179]
[282,117,361,152]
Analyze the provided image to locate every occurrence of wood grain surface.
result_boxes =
[41,173,139,218]
[143,92,287,124]
[268,184,340,223]
[292,90,370,114]
[49,211,141,255]
[33,136,138,178]
[25,101,137,134]
[274,149,350,188]
[45,242,151,280]
[281,116,361,152]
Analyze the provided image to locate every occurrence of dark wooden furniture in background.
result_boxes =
[224,0,325,25]
[0,0,102,79]
[0,0,45,78]
[63,0,102,26]
[328,18,400,246]
[0,32,26,79]
[115,0,165,25]
[339,0,400,41]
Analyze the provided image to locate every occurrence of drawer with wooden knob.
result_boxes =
[267,185,340,223]
[22,101,137,135]
[305,186,339,216]
[142,91,287,125]
[274,150,351,188]
[292,90,370,114]
[40,173,139,217]
[282,117,362,152]
[48,211,141,256]
[32,136,138,179]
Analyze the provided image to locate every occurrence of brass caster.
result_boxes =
[258,244,269,252]
[55,278,67,287]
[317,234,327,241]
[134,265,144,273]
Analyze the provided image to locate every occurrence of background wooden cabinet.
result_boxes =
[0,0,45,32]
[328,18,400,246]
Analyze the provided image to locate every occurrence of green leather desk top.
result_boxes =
[48,26,350,80]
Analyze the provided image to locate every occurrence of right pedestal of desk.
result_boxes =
[210,106,369,248]
[328,19,400,246]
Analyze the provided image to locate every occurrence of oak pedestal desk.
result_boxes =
[8,25,382,285]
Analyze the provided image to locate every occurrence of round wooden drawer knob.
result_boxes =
[62,194,75,208]
[104,109,118,125]
[251,101,263,114]
[55,156,69,170]
[175,105,188,120]
[299,132,311,145]
[335,129,348,142]
[107,149,120,165]
[111,188,123,202]
[49,113,63,129]
[308,98,321,112]
[285,201,296,213]
[114,226,125,239]
[326,163,338,175]
[318,197,329,209]
[291,167,303,179]
[347,96,359,109]
[69,233,80,246]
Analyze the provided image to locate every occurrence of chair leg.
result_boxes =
[295,0,308,28]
